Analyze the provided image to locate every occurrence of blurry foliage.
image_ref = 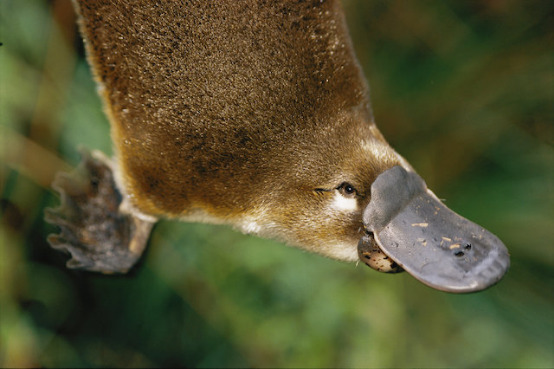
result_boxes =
[1,0,553,367]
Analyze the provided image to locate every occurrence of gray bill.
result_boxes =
[360,166,510,293]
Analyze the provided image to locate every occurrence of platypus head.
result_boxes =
[251,104,509,293]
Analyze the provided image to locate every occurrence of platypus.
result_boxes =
[45,0,509,293]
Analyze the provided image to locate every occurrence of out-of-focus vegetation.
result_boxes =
[1,0,552,367]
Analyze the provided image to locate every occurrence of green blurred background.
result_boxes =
[1,0,552,367]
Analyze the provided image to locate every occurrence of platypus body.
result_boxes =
[46,0,509,293]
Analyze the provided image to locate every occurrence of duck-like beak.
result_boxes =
[359,166,510,293]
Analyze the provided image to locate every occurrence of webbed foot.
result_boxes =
[44,148,155,273]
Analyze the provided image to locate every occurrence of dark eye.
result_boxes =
[338,182,357,197]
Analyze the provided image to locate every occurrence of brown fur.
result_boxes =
[73,0,403,260]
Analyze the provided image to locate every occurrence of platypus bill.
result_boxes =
[45,0,509,293]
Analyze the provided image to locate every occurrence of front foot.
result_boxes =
[44,149,155,273]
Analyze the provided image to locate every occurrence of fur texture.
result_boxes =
[73,0,404,260]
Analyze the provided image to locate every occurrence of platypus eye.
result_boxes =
[337,182,357,198]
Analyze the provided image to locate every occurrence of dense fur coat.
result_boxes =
[74,0,404,261]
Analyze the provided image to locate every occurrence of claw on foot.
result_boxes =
[44,148,154,273]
